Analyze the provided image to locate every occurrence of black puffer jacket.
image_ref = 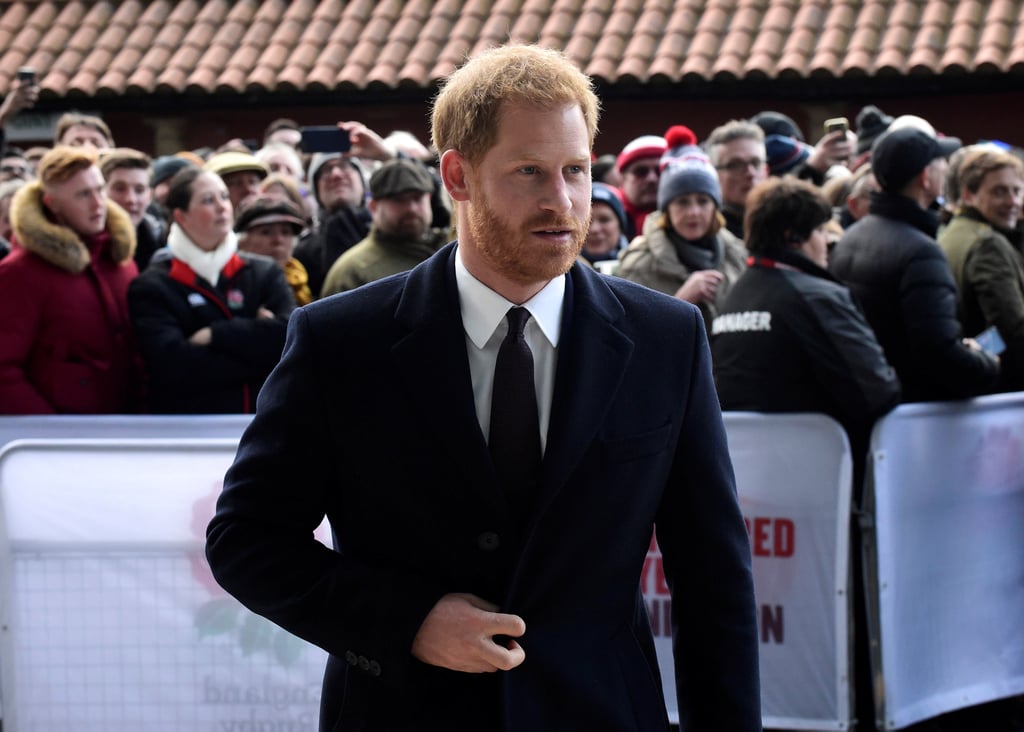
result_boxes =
[711,249,900,441]
[829,191,999,402]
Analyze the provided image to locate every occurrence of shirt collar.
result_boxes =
[455,244,565,349]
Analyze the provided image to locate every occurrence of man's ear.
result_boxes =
[440,149,471,203]
[171,208,185,227]
[41,191,53,212]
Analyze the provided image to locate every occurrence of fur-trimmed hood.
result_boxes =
[9,180,136,274]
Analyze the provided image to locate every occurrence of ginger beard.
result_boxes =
[463,180,589,286]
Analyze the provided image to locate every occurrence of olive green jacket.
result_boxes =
[938,208,1024,390]
[321,227,449,298]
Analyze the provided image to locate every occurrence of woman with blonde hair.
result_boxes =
[616,125,746,329]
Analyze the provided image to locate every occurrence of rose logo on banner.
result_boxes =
[190,480,307,665]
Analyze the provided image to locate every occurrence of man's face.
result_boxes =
[714,138,768,208]
[60,124,111,151]
[239,222,297,268]
[846,174,879,220]
[964,166,1024,232]
[370,190,432,239]
[43,165,107,237]
[619,156,661,211]
[0,156,31,181]
[105,167,152,226]
[262,151,302,181]
[316,159,364,212]
[452,101,591,293]
[222,170,263,211]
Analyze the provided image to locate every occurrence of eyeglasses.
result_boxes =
[716,158,766,174]
[625,165,660,179]
[0,165,29,176]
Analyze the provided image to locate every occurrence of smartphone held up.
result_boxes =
[823,117,848,136]
[300,126,352,154]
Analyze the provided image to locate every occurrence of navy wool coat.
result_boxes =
[207,242,760,731]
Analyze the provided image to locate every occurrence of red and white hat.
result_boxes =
[616,134,668,173]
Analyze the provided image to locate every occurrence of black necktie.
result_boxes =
[489,307,542,512]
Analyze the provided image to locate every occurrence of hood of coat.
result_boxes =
[9,180,136,274]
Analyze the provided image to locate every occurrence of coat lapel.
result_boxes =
[539,265,634,503]
[390,244,508,515]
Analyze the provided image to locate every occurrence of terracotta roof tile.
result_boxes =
[3,0,1023,103]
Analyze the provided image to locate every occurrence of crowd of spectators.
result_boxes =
[0,72,1022,732]
[0,91,452,417]
[603,107,1022,732]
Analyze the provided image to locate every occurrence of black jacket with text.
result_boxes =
[712,249,900,448]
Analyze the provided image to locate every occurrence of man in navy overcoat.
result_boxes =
[207,44,760,732]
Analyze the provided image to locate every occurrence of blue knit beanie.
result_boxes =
[765,134,812,176]
[591,182,628,233]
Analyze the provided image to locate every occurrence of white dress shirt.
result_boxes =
[455,246,564,454]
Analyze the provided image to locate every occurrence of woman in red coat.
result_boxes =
[0,145,142,414]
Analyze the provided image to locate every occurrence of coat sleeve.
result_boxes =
[654,306,762,731]
[899,243,999,396]
[0,258,56,413]
[129,273,273,392]
[206,307,447,687]
[804,286,902,423]
[208,263,295,372]
[964,236,1024,382]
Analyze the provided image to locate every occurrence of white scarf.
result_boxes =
[166,222,239,286]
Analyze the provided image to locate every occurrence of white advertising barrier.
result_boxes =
[0,416,254,723]
[868,392,1024,729]
[0,439,327,732]
[0,415,853,730]
[645,412,853,730]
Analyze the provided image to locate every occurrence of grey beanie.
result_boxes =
[657,150,721,210]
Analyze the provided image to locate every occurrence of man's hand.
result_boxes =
[0,78,39,126]
[807,130,855,173]
[411,593,526,673]
[337,121,394,162]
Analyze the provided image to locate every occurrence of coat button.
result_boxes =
[477,532,500,551]
[368,660,382,677]
[358,655,370,671]
[345,651,358,666]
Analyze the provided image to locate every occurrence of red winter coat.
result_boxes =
[0,181,143,414]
